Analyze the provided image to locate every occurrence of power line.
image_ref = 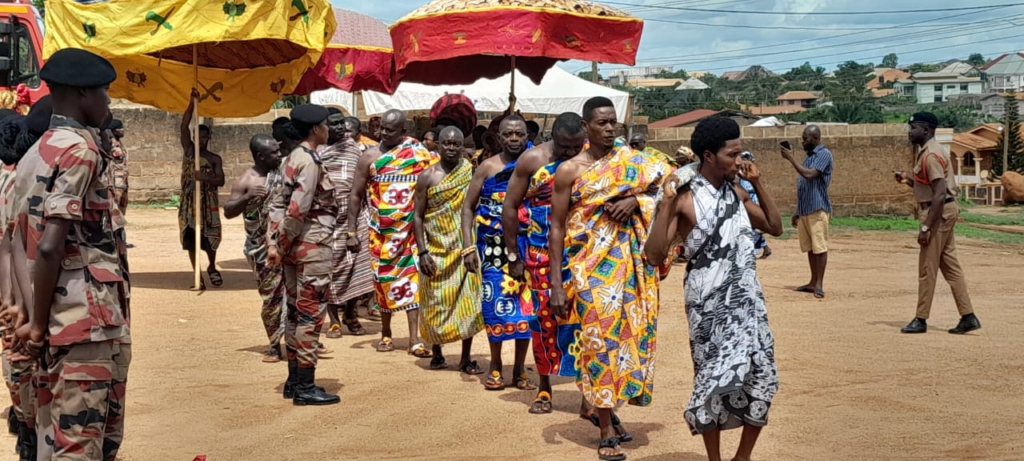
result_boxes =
[604,1,1024,15]
[631,7,1011,62]
[605,30,1024,74]
[641,17,1022,66]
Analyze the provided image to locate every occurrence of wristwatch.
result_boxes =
[507,250,519,263]
[920,225,931,233]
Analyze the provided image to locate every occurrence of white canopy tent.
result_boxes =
[311,65,631,120]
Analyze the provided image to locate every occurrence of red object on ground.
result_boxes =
[389,0,643,86]
[192,456,207,461]
[291,8,396,95]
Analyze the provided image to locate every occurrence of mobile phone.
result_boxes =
[780,141,791,150]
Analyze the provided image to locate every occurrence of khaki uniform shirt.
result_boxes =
[912,138,957,203]
[10,116,130,346]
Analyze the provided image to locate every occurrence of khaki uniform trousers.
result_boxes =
[916,202,974,320]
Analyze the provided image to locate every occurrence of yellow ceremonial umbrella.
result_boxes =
[43,0,336,289]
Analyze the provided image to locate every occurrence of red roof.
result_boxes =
[649,109,722,128]
[980,52,1024,71]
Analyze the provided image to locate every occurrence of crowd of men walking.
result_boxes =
[0,48,981,461]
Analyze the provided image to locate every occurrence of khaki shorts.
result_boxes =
[797,210,830,254]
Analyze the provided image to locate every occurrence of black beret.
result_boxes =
[909,112,939,128]
[290,104,329,125]
[109,119,124,130]
[326,107,342,116]
[40,48,116,88]
[25,95,52,138]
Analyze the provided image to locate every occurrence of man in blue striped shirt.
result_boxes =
[782,125,833,299]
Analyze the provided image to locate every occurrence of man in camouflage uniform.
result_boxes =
[266,104,339,406]
[108,119,129,216]
[8,49,130,460]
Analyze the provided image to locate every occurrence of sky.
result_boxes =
[331,0,1024,77]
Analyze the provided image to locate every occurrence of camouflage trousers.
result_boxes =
[247,255,286,347]
[38,340,131,461]
[283,258,330,368]
[111,188,128,217]
[4,354,35,426]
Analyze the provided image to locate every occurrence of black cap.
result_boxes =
[40,48,116,88]
[909,112,939,128]
[327,107,342,116]
[25,95,52,138]
[109,119,124,130]
[290,104,329,125]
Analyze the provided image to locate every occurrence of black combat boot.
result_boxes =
[292,367,340,406]
[18,422,35,461]
[282,360,299,399]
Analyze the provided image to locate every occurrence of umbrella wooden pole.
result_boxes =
[193,45,202,290]
[509,56,516,112]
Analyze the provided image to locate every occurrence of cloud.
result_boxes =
[332,0,1023,77]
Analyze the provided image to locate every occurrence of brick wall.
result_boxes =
[113,107,271,203]
[648,124,918,216]
[116,106,918,217]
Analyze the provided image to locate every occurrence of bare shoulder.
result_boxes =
[418,164,442,188]
[476,154,504,179]
[517,146,549,175]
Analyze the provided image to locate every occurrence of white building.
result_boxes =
[893,73,984,104]
[980,52,1024,93]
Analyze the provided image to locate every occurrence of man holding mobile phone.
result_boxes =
[781,125,833,299]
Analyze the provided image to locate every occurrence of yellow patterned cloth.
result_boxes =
[565,146,667,409]
[418,158,483,344]
[43,0,335,117]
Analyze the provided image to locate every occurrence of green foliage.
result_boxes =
[780,102,884,124]
[906,63,940,74]
[924,103,987,133]
[655,69,688,79]
[881,53,899,69]
[272,95,307,109]
[32,0,44,15]
[992,93,1024,177]
[822,216,1024,245]
[966,53,987,68]
[576,71,603,83]
[781,62,828,91]
[828,61,874,100]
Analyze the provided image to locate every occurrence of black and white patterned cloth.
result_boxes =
[680,174,779,435]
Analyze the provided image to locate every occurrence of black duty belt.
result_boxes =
[919,197,955,209]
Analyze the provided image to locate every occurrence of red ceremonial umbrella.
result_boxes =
[292,7,397,95]
[390,0,643,93]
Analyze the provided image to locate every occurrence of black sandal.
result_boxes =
[586,411,633,443]
[598,437,626,461]
[459,360,484,375]
[429,356,449,370]
[207,269,223,287]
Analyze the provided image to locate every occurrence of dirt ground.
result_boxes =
[2,208,1023,461]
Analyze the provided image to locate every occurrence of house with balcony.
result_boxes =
[893,72,983,104]
[980,52,1024,93]
[775,91,820,109]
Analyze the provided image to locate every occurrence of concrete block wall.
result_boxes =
[648,124,918,217]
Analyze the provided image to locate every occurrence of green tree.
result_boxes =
[906,63,940,74]
[966,53,987,68]
[881,53,899,68]
[32,0,45,15]
[577,71,604,83]
[992,93,1024,177]
[655,69,688,79]
[779,101,883,124]
[828,60,873,100]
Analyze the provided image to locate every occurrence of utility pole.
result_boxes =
[591,61,599,83]
[1004,117,1010,175]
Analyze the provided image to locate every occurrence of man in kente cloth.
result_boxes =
[549,97,668,461]
[413,127,485,373]
[462,115,537,391]
[223,134,286,363]
[266,104,339,406]
[645,116,783,461]
[320,113,373,339]
[502,112,586,414]
[180,91,226,289]
[349,109,436,356]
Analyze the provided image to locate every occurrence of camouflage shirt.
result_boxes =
[267,144,336,263]
[11,115,130,346]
